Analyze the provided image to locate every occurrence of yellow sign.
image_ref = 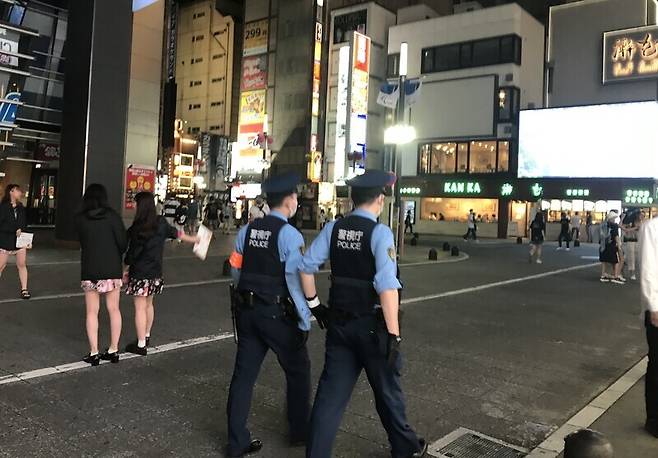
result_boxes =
[244,20,268,57]
[239,89,266,134]
[603,25,658,83]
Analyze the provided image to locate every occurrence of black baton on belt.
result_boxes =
[229,284,239,344]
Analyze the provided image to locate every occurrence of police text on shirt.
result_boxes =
[336,229,364,250]
[248,229,272,248]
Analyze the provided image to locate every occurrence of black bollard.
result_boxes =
[451,246,459,256]
[516,236,523,244]
[442,242,451,252]
[222,258,231,277]
[564,429,613,458]
[428,248,438,260]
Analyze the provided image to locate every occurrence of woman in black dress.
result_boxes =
[124,192,199,356]
[75,184,128,366]
[0,184,30,299]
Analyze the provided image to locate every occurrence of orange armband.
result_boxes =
[229,251,243,269]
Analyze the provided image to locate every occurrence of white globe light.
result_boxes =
[384,124,417,145]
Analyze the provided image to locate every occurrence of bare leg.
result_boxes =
[145,295,155,336]
[15,248,28,290]
[85,291,101,354]
[0,251,8,278]
[105,288,122,352]
[536,244,543,261]
[134,296,148,341]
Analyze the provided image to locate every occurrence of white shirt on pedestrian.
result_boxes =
[641,217,658,312]
[248,203,270,222]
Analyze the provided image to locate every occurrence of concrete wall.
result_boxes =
[548,0,658,107]
[124,0,164,215]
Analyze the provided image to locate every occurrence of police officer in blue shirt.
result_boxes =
[299,169,427,458]
[226,171,312,457]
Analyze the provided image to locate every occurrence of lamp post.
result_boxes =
[384,42,416,257]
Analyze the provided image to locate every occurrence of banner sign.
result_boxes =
[333,46,350,183]
[244,19,268,57]
[603,25,658,84]
[125,165,156,210]
[333,9,366,44]
[0,91,19,124]
[239,89,266,134]
[0,33,18,67]
[349,32,370,163]
[241,54,267,91]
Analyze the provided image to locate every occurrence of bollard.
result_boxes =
[451,246,459,256]
[428,248,438,260]
[222,258,231,277]
[564,429,613,458]
[442,242,451,252]
[516,236,523,244]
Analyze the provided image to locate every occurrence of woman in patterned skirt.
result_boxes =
[75,184,128,366]
[124,192,199,356]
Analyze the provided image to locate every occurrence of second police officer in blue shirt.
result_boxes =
[226,172,312,457]
[299,169,427,458]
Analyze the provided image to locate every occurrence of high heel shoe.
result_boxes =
[83,353,100,366]
[100,350,120,364]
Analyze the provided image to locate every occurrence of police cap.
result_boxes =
[346,169,396,190]
[261,171,300,196]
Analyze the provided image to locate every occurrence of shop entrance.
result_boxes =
[507,201,530,237]
[28,168,57,226]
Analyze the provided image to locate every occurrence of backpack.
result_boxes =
[175,205,187,225]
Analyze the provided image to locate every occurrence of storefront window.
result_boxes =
[469,141,496,173]
[430,142,456,174]
[419,144,430,174]
[498,141,509,172]
[420,197,498,222]
[457,143,468,173]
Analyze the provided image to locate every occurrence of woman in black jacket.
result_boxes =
[75,184,128,366]
[0,184,30,299]
[124,192,199,356]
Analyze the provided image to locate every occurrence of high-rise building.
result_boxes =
[175,0,234,137]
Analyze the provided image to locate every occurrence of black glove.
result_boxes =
[310,304,330,330]
[386,333,402,368]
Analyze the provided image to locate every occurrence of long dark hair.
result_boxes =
[130,192,159,239]
[81,183,109,212]
[1,184,20,204]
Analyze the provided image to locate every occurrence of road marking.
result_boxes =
[401,263,596,305]
[526,356,648,458]
[0,263,595,386]
[580,255,599,260]
[0,257,469,305]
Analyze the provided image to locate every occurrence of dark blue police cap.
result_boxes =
[346,169,396,189]
[262,171,300,195]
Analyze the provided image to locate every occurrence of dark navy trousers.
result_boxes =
[306,315,420,458]
[227,306,311,456]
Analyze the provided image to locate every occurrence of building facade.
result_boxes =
[390,3,545,237]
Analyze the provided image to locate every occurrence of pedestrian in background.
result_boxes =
[226,172,311,457]
[205,198,220,230]
[640,212,658,439]
[248,196,269,223]
[571,212,581,242]
[622,209,641,280]
[463,209,476,241]
[75,184,127,366]
[529,212,545,264]
[319,209,326,229]
[586,211,593,243]
[404,210,413,234]
[223,202,234,235]
[186,198,200,234]
[557,212,571,251]
[124,192,199,356]
[163,193,180,227]
[599,211,623,284]
[0,184,30,299]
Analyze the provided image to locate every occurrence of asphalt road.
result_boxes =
[0,235,651,457]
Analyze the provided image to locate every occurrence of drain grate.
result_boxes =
[430,428,527,458]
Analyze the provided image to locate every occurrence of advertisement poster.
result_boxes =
[241,54,267,91]
[0,28,19,67]
[125,165,156,210]
[239,89,266,134]
[243,19,268,56]
[333,9,367,44]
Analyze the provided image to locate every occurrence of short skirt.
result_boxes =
[81,279,123,293]
[125,278,164,297]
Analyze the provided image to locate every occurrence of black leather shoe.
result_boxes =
[228,439,263,457]
[646,419,658,438]
[411,438,428,457]
[82,353,100,366]
[100,350,120,364]
[125,342,147,356]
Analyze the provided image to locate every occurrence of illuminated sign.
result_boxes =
[400,187,421,195]
[349,32,370,167]
[308,21,323,182]
[531,183,543,198]
[624,189,654,205]
[444,181,481,194]
[565,188,590,197]
[603,25,658,84]
[243,19,268,57]
[500,183,513,197]
[333,46,350,183]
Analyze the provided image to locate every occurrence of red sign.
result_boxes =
[241,54,267,91]
[353,32,370,73]
[125,165,156,210]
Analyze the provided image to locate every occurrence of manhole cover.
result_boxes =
[430,428,527,458]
